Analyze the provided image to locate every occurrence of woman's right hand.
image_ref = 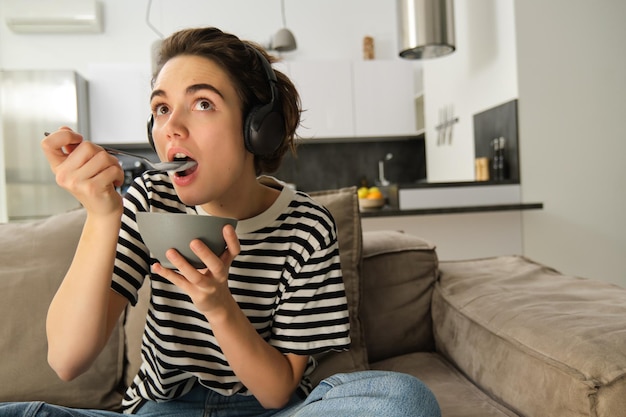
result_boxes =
[41,128,125,216]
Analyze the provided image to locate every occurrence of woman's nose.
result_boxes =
[162,109,188,140]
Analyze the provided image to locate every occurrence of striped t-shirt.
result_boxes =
[111,172,350,413]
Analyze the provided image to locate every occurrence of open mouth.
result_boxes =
[172,153,198,177]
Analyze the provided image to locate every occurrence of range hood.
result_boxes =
[398,0,456,59]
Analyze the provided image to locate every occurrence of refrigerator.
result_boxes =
[0,70,89,222]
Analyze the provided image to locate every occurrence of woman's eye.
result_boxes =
[195,99,214,111]
[153,104,169,116]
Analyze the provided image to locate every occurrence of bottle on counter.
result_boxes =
[498,137,507,181]
[491,137,507,182]
[475,157,490,181]
[491,138,500,181]
[363,36,375,60]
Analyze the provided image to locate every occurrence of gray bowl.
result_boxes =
[136,212,237,269]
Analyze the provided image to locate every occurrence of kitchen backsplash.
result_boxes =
[273,137,426,191]
[473,99,519,183]
[112,136,426,193]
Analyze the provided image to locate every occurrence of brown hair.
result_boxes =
[153,27,300,174]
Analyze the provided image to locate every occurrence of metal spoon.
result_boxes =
[102,147,197,172]
[44,132,197,173]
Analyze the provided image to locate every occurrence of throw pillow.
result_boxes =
[360,230,438,363]
[0,208,125,410]
[308,187,369,385]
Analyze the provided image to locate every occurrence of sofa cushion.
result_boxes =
[434,256,626,417]
[0,208,125,410]
[371,352,520,417]
[307,187,368,385]
[360,231,438,362]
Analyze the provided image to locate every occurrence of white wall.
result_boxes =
[420,0,626,287]
[515,0,626,287]
[422,0,518,182]
[0,0,406,72]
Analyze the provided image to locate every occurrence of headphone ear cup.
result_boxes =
[244,103,285,156]
[147,114,156,151]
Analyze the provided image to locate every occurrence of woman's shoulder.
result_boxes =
[286,190,338,244]
[292,189,334,218]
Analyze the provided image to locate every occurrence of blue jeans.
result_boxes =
[0,371,441,417]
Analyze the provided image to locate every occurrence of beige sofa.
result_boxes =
[1,187,625,417]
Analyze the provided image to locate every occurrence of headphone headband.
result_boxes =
[251,47,278,103]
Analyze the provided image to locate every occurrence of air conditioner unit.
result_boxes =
[5,0,103,34]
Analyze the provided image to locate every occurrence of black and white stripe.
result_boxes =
[112,172,349,413]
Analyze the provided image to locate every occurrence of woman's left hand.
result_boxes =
[152,224,241,318]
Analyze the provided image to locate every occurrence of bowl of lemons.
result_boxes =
[357,186,386,210]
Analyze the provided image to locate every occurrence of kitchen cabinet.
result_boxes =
[353,60,417,137]
[287,61,354,139]
[87,60,419,144]
[285,60,419,139]
[398,184,521,210]
[362,211,523,261]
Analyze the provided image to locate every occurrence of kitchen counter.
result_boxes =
[360,202,543,218]
[397,179,520,188]
[361,181,543,218]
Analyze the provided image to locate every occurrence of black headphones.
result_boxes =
[147,47,285,156]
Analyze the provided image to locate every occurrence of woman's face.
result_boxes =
[150,54,254,208]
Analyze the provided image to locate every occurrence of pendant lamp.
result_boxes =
[270,0,297,52]
[398,0,456,59]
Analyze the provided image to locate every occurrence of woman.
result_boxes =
[2,27,440,417]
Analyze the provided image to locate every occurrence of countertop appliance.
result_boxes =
[0,70,89,222]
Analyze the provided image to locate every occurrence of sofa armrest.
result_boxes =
[360,231,438,363]
[433,255,626,417]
